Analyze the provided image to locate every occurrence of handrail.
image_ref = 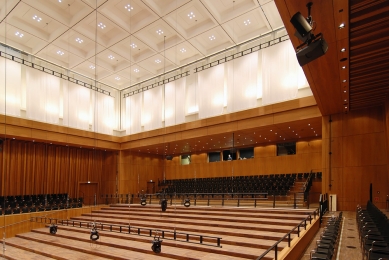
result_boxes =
[30,216,222,248]
[256,207,319,260]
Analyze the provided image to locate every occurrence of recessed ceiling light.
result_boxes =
[75,37,83,43]
[124,4,133,11]
[244,19,251,25]
[180,48,186,53]
[155,59,161,63]
[115,76,120,80]
[134,68,139,73]
[156,29,163,35]
[342,66,346,69]
[188,12,195,19]
[344,99,347,102]
[89,65,95,69]
[345,106,347,109]
[343,79,347,82]
[33,15,42,22]
[130,43,137,48]
[15,32,23,38]
[57,50,64,56]
[98,22,106,29]
[108,55,115,60]
[344,90,346,93]
[339,23,345,29]
[340,48,346,52]
[209,35,216,41]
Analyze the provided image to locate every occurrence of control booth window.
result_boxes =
[277,142,296,156]
[180,154,191,165]
[239,147,254,159]
[208,152,221,162]
[223,150,236,161]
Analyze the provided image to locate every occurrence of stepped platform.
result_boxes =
[2,204,319,260]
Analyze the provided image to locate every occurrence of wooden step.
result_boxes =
[0,244,56,260]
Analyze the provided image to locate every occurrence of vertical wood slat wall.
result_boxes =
[0,139,117,198]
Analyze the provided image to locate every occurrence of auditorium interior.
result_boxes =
[0,0,388,259]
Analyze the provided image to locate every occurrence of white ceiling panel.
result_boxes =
[99,0,159,34]
[164,0,217,39]
[188,26,234,55]
[0,0,285,90]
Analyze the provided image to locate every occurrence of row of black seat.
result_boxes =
[158,172,321,195]
[357,201,389,260]
[0,193,83,215]
[310,212,343,259]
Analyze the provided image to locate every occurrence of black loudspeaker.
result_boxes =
[166,155,173,160]
[296,37,328,66]
[290,12,312,38]
[161,199,167,212]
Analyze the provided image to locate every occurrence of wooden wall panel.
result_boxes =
[118,151,163,195]
[0,140,115,199]
[322,106,389,211]
[164,139,321,180]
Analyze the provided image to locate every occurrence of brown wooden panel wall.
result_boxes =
[0,140,117,198]
[118,150,164,195]
[163,138,322,180]
[322,106,389,210]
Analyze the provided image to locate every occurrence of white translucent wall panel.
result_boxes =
[164,77,185,127]
[26,67,60,124]
[226,51,259,113]
[261,40,300,105]
[63,81,90,130]
[0,56,21,117]
[93,92,115,135]
[125,93,142,134]
[197,64,225,119]
[185,71,198,114]
[142,85,162,131]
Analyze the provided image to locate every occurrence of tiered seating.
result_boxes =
[310,212,343,259]
[160,173,317,195]
[357,201,389,260]
[0,193,82,215]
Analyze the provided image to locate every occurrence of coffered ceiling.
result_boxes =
[0,0,284,90]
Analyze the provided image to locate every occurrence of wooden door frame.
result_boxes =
[78,182,99,205]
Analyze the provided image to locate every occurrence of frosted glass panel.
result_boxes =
[262,40,300,105]
[0,56,22,116]
[164,77,185,126]
[143,85,162,131]
[64,82,90,130]
[126,93,142,134]
[93,92,115,135]
[226,51,259,113]
[198,65,225,119]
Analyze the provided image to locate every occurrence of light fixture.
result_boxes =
[134,68,139,73]
[15,32,24,38]
[151,234,162,253]
[340,48,346,52]
[155,59,161,63]
[209,35,216,41]
[49,224,57,234]
[57,50,64,56]
[140,197,147,206]
[125,4,133,11]
[342,66,346,69]
[130,43,137,48]
[161,199,167,212]
[188,12,195,19]
[244,19,251,25]
[108,55,114,60]
[90,227,99,241]
[115,76,120,80]
[98,22,106,29]
[342,79,347,82]
[156,29,163,35]
[33,15,42,22]
[75,37,83,43]
[339,23,345,29]
[89,65,95,69]
[180,48,186,53]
